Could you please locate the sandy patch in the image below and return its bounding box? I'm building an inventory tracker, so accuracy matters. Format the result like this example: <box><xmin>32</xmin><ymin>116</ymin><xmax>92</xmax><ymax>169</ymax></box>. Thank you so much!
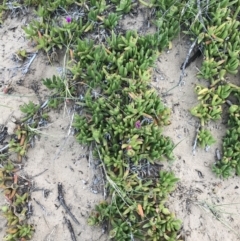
<box><xmin>1</xmin><ymin>10</ymin><xmax>240</xmax><ymax>241</ymax></box>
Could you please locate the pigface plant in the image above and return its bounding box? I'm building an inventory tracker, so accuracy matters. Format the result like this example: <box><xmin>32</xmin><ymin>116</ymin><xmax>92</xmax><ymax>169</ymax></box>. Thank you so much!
<box><xmin>88</xmin><ymin>171</ymin><xmax>181</xmax><ymax>241</ymax></box>
<box><xmin>213</xmin><ymin>104</ymin><xmax>240</xmax><ymax>178</ymax></box>
<box><xmin>4</xmin><ymin>0</ymin><xmax>240</xmax><ymax>240</ymax></box>
<box><xmin>197</xmin><ymin>128</ymin><xmax>216</xmax><ymax>149</ymax></box>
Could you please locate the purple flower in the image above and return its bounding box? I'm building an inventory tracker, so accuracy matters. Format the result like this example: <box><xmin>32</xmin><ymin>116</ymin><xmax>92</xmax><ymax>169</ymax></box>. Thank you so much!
<box><xmin>135</xmin><ymin>120</ymin><xmax>141</xmax><ymax>129</ymax></box>
<box><xmin>66</xmin><ymin>16</ymin><xmax>72</xmax><ymax>23</ymax></box>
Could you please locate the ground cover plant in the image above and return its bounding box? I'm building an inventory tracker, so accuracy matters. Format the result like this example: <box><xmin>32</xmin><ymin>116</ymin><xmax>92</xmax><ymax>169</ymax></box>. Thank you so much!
<box><xmin>181</xmin><ymin>0</ymin><xmax>240</xmax><ymax>178</ymax></box>
<box><xmin>0</xmin><ymin>0</ymin><xmax>240</xmax><ymax>240</ymax></box>
<box><xmin>0</xmin><ymin>102</ymin><xmax>49</xmax><ymax>240</ymax></box>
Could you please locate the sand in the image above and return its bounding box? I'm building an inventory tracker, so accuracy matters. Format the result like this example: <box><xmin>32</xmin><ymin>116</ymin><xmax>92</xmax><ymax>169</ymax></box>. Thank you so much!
<box><xmin>1</xmin><ymin>10</ymin><xmax>240</xmax><ymax>241</ymax></box>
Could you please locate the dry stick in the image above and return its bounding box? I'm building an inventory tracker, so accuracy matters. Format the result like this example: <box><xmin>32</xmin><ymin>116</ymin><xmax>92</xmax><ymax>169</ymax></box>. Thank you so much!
<box><xmin>34</xmin><ymin>197</ymin><xmax>50</xmax><ymax>229</ymax></box>
<box><xmin>226</xmin><ymin>100</ymin><xmax>233</xmax><ymax>106</ymax></box>
<box><xmin>44</xmin><ymin>225</ymin><xmax>58</xmax><ymax>241</ymax></box>
<box><xmin>88</xmin><ymin>142</ymin><xmax>93</xmax><ymax>167</ymax></box>
<box><xmin>57</xmin><ymin>182</ymin><xmax>80</xmax><ymax>225</ymax></box>
<box><xmin>177</xmin><ymin>0</ymin><xmax>207</xmax><ymax>88</ymax></box>
<box><xmin>41</xmin><ymin>99</ymin><xmax>49</xmax><ymax>109</ymax></box>
<box><xmin>192</xmin><ymin>123</ymin><xmax>201</xmax><ymax>155</ymax></box>
<box><xmin>33</xmin><ymin>198</ymin><xmax>49</xmax><ymax>216</ymax></box>
<box><xmin>206</xmin><ymin>0</ymin><xmax>209</xmax><ymax>12</ymax></box>
<box><xmin>194</xmin><ymin>200</ymin><xmax>240</xmax><ymax>238</ymax></box>
<box><xmin>195</xmin><ymin>0</ymin><xmax>210</xmax><ymax>43</ymax></box>
<box><xmin>21</xmin><ymin>52</ymin><xmax>38</xmax><ymax>75</ymax></box>
<box><xmin>162</xmin><ymin>37</ymin><xmax>198</xmax><ymax>96</ymax></box>
<box><xmin>0</xmin><ymin>144</ymin><xmax>9</xmax><ymax>153</ymax></box>
<box><xmin>178</xmin><ymin>38</ymin><xmax>198</xmax><ymax>86</ymax></box>
<box><xmin>100</xmin><ymin>164</ymin><xmax>107</xmax><ymax>200</ymax></box>
<box><xmin>64</xmin><ymin>216</ymin><xmax>77</xmax><ymax>241</ymax></box>
<box><xmin>32</xmin><ymin>168</ymin><xmax>48</xmax><ymax>178</ymax></box>
<box><xmin>1</xmin><ymin>111</ymin><xmax>14</xmax><ymax>132</ymax></box>
<box><xmin>95</xmin><ymin>144</ymin><xmax>131</xmax><ymax>206</ymax></box>
<box><xmin>197</xmin><ymin>0</ymin><xmax>205</xmax><ymax>29</ymax></box>
<box><xmin>68</xmin><ymin>111</ymin><xmax>75</xmax><ymax>136</ymax></box>
<box><xmin>215</xmin><ymin>148</ymin><xmax>221</xmax><ymax>161</ymax></box>
<box><xmin>42</xmin><ymin>214</ymin><xmax>50</xmax><ymax>229</ymax></box>
<box><xmin>52</xmin><ymin>111</ymin><xmax>75</xmax><ymax>162</ymax></box>
<box><xmin>88</xmin><ymin>143</ymin><xmax>107</xmax><ymax>199</ymax></box>
<box><xmin>62</xmin><ymin>41</ymin><xmax>75</xmax><ymax>116</ymax></box>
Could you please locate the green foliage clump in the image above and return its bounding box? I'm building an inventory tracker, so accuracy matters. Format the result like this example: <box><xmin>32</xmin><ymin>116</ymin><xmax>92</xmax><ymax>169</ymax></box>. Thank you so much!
<box><xmin>190</xmin><ymin>83</ymin><xmax>240</xmax><ymax>178</ymax></box>
<box><xmin>20</xmin><ymin>101</ymin><xmax>40</xmax><ymax>121</ymax></box>
<box><xmin>104</xmin><ymin>13</ymin><xmax>120</xmax><ymax>29</ymax></box>
<box><xmin>175</xmin><ymin>1</ymin><xmax>240</xmax><ymax>176</ymax></box>
<box><xmin>213</xmin><ymin>104</ymin><xmax>240</xmax><ymax>178</ymax></box>
<box><xmin>180</xmin><ymin>0</ymin><xmax>240</xmax><ymax>84</ymax></box>
<box><xmin>21</xmin><ymin>0</ymin><xmax>128</xmax><ymax>53</ymax></box>
<box><xmin>190</xmin><ymin>85</ymin><xmax>230</xmax><ymax>126</ymax></box>
<box><xmin>68</xmin><ymin>29</ymin><xmax>180</xmax><ymax>240</ymax></box>
<box><xmin>42</xmin><ymin>75</ymin><xmax>75</xmax><ymax>108</ymax></box>
<box><xmin>2</xmin><ymin>205</ymin><xmax>34</xmax><ymax>240</ymax></box>
<box><xmin>71</xmin><ymin>31</ymin><xmax>175</xmax><ymax>166</ymax></box>
<box><xmin>0</xmin><ymin>160</ymin><xmax>34</xmax><ymax>241</ymax></box>
<box><xmin>30</xmin><ymin>0</ymin><xmax>186</xmax><ymax>238</ymax></box>
<box><xmin>88</xmin><ymin>171</ymin><xmax>181</xmax><ymax>241</ymax></box>
<box><xmin>197</xmin><ymin>128</ymin><xmax>216</xmax><ymax>148</ymax></box>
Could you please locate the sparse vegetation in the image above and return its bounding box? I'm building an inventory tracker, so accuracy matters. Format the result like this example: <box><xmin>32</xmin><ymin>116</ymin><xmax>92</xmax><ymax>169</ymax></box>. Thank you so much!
<box><xmin>0</xmin><ymin>0</ymin><xmax>240</xmax><ymax>240</ymax></box>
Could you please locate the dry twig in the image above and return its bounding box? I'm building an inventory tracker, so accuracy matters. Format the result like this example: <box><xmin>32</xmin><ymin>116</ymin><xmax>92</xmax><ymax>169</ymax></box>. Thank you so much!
<box><xmin>57</xmin><ymin>182</ymin><xmax>80</xmax><ymax>225</ymax></box>
<box><xmin>44</xmin><ymin>225</ymin><xmax>58</xmax><ymax>241</ymax></box>
<box><xmin>192</xmin><ymin>123</ymin><xmax>201</xmax><ymax>155</ymax></box>
<box><xmin>21</xmin><ymin>52</ymin><xmax>38</xmax><ymax>75</ymax></box>
<box><xmin>178</xmin><ymin>38</ymin><xmax>198</xmax><ymax>86</ymax></box>
<box><xmin>64</xmin><ymin>216</ymin><xmax>77</xmax><ymax>241</ymax></box>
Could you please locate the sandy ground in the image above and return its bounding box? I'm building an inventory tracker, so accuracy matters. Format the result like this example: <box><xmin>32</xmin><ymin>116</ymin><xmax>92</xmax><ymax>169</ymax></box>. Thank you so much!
<box><xmin>1</xmin><ymin>11</ymin><xmax>240</xmax><ymax>241</ymax></box>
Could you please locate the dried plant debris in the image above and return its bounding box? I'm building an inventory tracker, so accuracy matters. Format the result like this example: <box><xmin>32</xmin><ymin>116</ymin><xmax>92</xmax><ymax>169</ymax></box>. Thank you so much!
<box><xmin>57</xmin><ymin>182</ymin><xmax>80</xmax><ymax>225</ymax></box>
<box><xmin>0</xmin><ymin>160</ymin><xmax>35</xmax><ymax>240</ymax></box>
